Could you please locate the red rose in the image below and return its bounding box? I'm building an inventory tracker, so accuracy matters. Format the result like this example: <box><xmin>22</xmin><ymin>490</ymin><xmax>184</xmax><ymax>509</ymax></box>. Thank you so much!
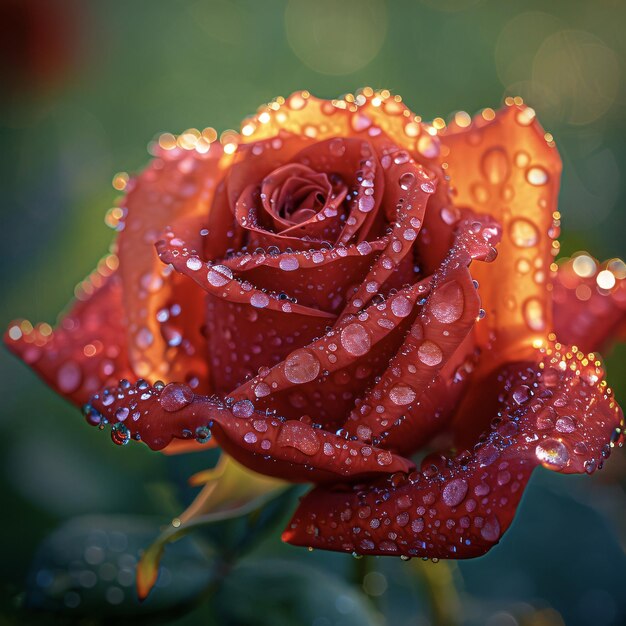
<box><xmin>6</xmin><ymin>89</ymin><xmax>625</xmax><ymax>561</ymax></box>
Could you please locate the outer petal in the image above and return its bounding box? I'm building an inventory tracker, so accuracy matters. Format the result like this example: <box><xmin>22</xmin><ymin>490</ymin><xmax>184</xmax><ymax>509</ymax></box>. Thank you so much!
<box><xmin>441</xmin><ymin>102</ymin><xmax>562</xmax><ymax>360</ymax></box>
<box><xmin>117</xmin><ymin>143</ymin><xmax>227</xmax><ymax>388</ymax></box>
<box><xmin>553</xmin><ymin>254</ymin><xmax>626</xmax><ymax>353</ymax></box>
<box><xmin>86</xmin><ymin>381</ymin><xmax>414</xmax><ymax>483</ymax></box>
<box><xmin>283</xmin><ymin>342</ymin><xmax>623</xmax><ymax>557</ymax></box>
<box><xmin>5</xmin><ymin>267</ymin><xmax>131</xmax><ymax>406</ymax></box>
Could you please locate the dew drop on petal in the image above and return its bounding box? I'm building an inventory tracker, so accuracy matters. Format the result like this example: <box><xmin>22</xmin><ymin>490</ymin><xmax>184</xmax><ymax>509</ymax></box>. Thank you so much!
<box><xmin>523</xmin><ymin>297</ymin><xmax>546</xmax><ymax>332</ymax></box>
<box><xmin>535</xmin><ymin>439</ymin><xmax>569</xmax><ymax>469</ymax></box>
<box><xmin>232</xmin><ymin>399</ymin><xmax>255</xmax><ymax>418</ymax></box>
<box><xmin>555</xmin><ymin>415</ymin><xmax>576</xmax><ymax>433</ymax></box>
<box><xmin>389</xmin><ymin>384</ymin><xmax>416</xmax><ymax>406</ymax></box>
<box><xmin>481</xmin><ymin>147</ymin><xmax>510</xmax><ymax>185</ymax></box>
<box><xmin>250</xmin><ymin>292</ymin><xmax>270</xmax><ymax>308</ymax></box>
<box><xmin>442</xmin><ymin>478</ymin><xmax>468</xmax><ymax>507</ymax></box>
<box><xmin>284</xmin><ymin>349</ymin><xmax>321</xmax><ymax>384</ymax></box>
<box><xmin>391</xmin><ymin>295</ymin><xmax>412</xmax><ymax>318</ymax></box>
<box><xmin>207</xmin><ymin>265</ymin><xmax>233</xmax><ymax>287</ymax></box>
<box><xmin>509</xmin><ymin>218</ymin><xmax>539</xmax><ymax>248</ymax></box>
<box><xmin>277</xmin><ymin>421</ymin><xmax>320</xmax><ymax>456</ymax></box>
<box><xmin>480</xmin><ymin>515</ymin><xmax>501</xmax><ymax>542</ymax></box>
<box><xmin>430</xmin><ymin>281</ymin><xmax>464</xmax><ymax>324</ymax></box>
<box><xmin>159</xmin><ymin>383</ymin><xmax>194</xmax><ymax>412</ymax></box>
<box><xmin>399</xmin><ymin>172</ymin><xmax>415</xmax><ymax>190</ymax></box>
<box><xmin>526</xmin><ymin>166</ymin><xmax>549</xmax><ymax>186</ymax></box>
<box><xmin>186</xmin><ymin>256</ymin><xmax>203</xmax><ymax>271</ymax></box>
<box><xmin>417</xmin><ymin>340</ymin><xmax>443</xmax><ymax>366</ymax></box>
<box><xmin>279</xmin><ymin>255</ymin><xmax>299</xmax><ymax>271</ymax></box>
<box><xmin>341</xmin><ymin>323</ymin><xmax>371</xmax><ymax>356</ymax></box>
<box><xmin>254</xmin><ymin>382</ymin><xmax>271</xmax><ymax>398</ymax></box>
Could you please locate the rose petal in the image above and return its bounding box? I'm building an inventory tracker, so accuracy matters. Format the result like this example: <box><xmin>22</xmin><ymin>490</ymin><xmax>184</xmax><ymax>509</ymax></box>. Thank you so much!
<box><xmin>221</xmin><ymin>240</ymin><xmax>386</xmax><ymax>314</ymax></box>
<box><xmin>232</xmin><ymin>277</ymin><xmax>431</xmax><ymax>428</ymax></box>
<box><xmin>283</xmin><ymin>342</ymin><xmax>623</xmax><ymax>556</ymax></box>
<box><xmin>553</xmin><ymin>254</ymin><xmax>626</xmax><ymax>353</ymax></box>
<box><xmin>441</xmin><ymin>102</ymin><xmax>562</xmax><ymax>358</ymax></box>
<box><xmin>339</xmin><ymin>148</ymin><xmax>435</xmax><ymax>320</ymax></box>
<box><xmin>118</xmin><ymin>145</ymin><xmax>225</xmax><ymax>386</ymax></box>
<box><xmin>87</xmin><ymin>381</ymin><xmax>414</xmax><ymax>482</ymax></box>
<box><xmin>5</xmin><ymin>272</ymin><xmax>131</xmax><ymax>405</ymax></box>
<box><xmin>344</xmin><ymin>213</ymin><xmax>501</xmax><ymax>444</ymax></box>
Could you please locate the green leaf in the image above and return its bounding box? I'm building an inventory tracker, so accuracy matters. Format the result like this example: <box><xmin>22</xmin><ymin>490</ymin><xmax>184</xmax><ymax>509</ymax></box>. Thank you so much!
<box><xmin>213</xmin><ymin>558</ymin><xmax>382</xmax><ymax>626</ymax></box>
<box><xmin>25</xmin><ymin>515</ymin><xmax>214</xmax><ymax>622</ymax></box>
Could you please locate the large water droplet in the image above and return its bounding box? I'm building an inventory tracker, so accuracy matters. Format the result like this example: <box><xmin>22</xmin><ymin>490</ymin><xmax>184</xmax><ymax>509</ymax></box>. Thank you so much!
<box><xmin>535</xmin><ymin>439</ymin><xmax>569</xmax><ymax>469</ymax></box>
<box><xmin>341</xmin><ymin>323</ymin><xmax>371</xmax><ymax>356</ymax></box>
<box><xmin>207</xmin><ymin>265</ymin><xmax>233</xmax><ymax>287</ymax></box>
<box><xmin>391</xmin><ymin>295</ymin><xmax>412</xmax><ymax>318</ymax></box>
<box><xmin>418</xmin><ymin>340</ymin><xmax>443</xmax><ymax>366</ymax></box>
<box><xmin>430</xmin><ymin>281</ymin><xmax>464</xmax><ymax>324</ymax></box>
<box><xmin>389</xmin><ymin>384</ymin><xmax>416</xmax><ymax>406</ymax></box>
<box><xmin>284</xmin><ymin>349</ymin><xmax>321</xmax><ymax>384</ymax></box>
<box><xmin>481</xmin><ymin>147</ymin><xmax>510</xmax><ymax>185</ymax></box>
<box><xmin>277</xmin><ymin>422</ymin><xmax>320</xmax><ymax>456</ymax></box>
<box><xmin>250</xmin><ymin>292</ymin><xmax>270</xmax><ymax>308</ymax></box>
<box><xmin>509</xmin><ymin>218</ymin><xmax>539</xmax><ymax>248</ymax></box>
<box><xmin>526</xmin><ymin>166</ymin><xmax>549</xmax><ymax>186</ymax></box>
<box><xmin>159</xmin><ymin>383</ymin><xmax>194</xmax><ymax>412</ymax></box>
<box><xmin>279</xmin><ymin>255</ymin><xmax>299</xmax><ymax>271</ymax></box>
<box><xmin>442</xmin><ymin>478</ymin><xmax>468</xmax><ymax>507</ymax></box>
<box><xmin>523</xmin><ymin>297</ymin><xmax>546</xmax><ymax>332</ymax></box>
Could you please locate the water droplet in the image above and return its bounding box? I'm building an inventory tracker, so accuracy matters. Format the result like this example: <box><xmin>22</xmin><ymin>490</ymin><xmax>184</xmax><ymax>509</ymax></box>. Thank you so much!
<box><xmin>389</xmin><ymin>384</ymin><xmax>416</xmax><ymax>406</ymax></box>
<box><xmin>509</xmin><ymin>218</ymin><xmax>539</xmax><ymax>248</ymax></box>
<box><xmin>526</xmin><ymin>166</ymin><xmax>549</xmax><ymax>186</ymax></box>
<box><xmin>277</xmin><ymin>422</ymin><xmax>320</xmax><ymax>456</ymax></box>
<box><xmin>232</xmin><ymin>399</ymin><xmax>255</xmax><ymax>418</ymax></box>
<box><xmin>399</xmin><ymin>172</ymin><xmax>415</xmax><ymax>190</ymax></box>
<box><xmin>391</xmin><ymin>295</ymin><xmax>412</xmax><ymax>318</ymax></box>
<box><xmin>555</xmin><ymin>415</ymin><xmax>576</xmax><ymax>433</ymax></box>
<box><xmin>254</xmin><ymin>382</ymin><xmax>271</xmax><ymax>398</ymax></box>
<box><xmin>358</xmin><ymin>195</ymin><xmax>375</xmax><ymax>213</ymax></box>
<box><xmin>480</xmin><ymin>515</ymin><xmax>500</xmax><ymax>542</ymax></box>
<box><xmin>341</xmin><ymin>323</ymin><xmax>371</xmax><ymax>356</ymax></box>
<box><xmin>535</xmin><ymin>439</ymin><xmax>569</xmax><ymax>469</ymax></box>
<box><xmin>523</xmin><ymin>297</ymin><xmax>546</xmax><ymax>332</ymax></box>
<box><xmin>186</xmin><ymin>256</ymin><xmax>203</xmax><ymax>271</ymax></box>
<box><xmin>279</xmin><ymin>255</ymin><xmax>299</xmax><ymax>271</ymax></box>
<box><xmin>159</xmin><ymin>383</ymin><xmax>194</xmax><ymax>412</ymax></box>
<box><xmin>207</xmin><ymin>265</ymin><xmax>233</xmax><ymax>287</ymax></box>
<box><xmin>284</xmin><ymin>350</ymin><xmax>321</xmax><ymax>384</ymax></box>
<box><xmin>111</xmin><ymin>422</ymin><xmax>130</xmax><ymax>446</ymax></box>
<box><xmin>418</xmin><ymin>340</ymin><xmax>443</xmax><ymax>366</ymax></box>
<box><xmin>430</xmin><ymin>281</ymin><xmax>464</xmax><ymax>324</ymax></box>
<box><xmin>481</xmin><ymin>147</ymin><xmax>510</xmax><ymax>185</ymax></box>
<box><xmin>442</xmin><ymin>478</ymin><xmax>468</xmax><ymax>507</ymax></box>
<box><xmin>250</xmin><ymin>292</ymin><xmax>270</xmax><ymax>308</ymax></box>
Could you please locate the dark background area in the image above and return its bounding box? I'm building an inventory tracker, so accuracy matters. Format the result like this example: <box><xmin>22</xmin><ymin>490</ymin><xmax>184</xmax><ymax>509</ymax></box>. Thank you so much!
<box><xmin>0</xmin><ymin>1</ymin><xmax>625</xmax><ymax>624</ymax></box>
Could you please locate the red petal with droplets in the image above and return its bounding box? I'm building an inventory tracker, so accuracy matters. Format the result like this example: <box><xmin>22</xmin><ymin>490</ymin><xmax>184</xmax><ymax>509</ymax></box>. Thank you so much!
<box><xmin>344</xmin><ymin>213</ymin><xmax>501</xmax><ymax>445</ymax></box>
<box><xmin>553</xmin><ymin>254</ymin><xmax>626</xmax><ymax>353</ymax></box>
<box><xmin>5</xmin><ymin>272</ymin><xmax>131</xmax><ymax>406</ymax></box>
<box><xmin>87</xmin><ymin>380</ymin><xmax>414</xmax><ymax>482</ymax></box>
<box><xmin>283</xmin><ymin>342</ymin><xmax>623</xmax><ymax>556</ymax></box>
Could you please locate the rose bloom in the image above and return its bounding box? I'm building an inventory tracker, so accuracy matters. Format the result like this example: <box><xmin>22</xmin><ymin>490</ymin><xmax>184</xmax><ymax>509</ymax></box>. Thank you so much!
<box><xmin>6</xmin><ymin>89</ymin><xmax>626</xmax><ymax>561</ymax></box>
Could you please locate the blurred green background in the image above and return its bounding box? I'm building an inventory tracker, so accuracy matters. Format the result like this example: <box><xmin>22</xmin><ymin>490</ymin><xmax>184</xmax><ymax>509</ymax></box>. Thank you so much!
<box><xmin>1</xmin><ymin>0</ymin><xmax>625</xmax><ymax>624</ymax></box>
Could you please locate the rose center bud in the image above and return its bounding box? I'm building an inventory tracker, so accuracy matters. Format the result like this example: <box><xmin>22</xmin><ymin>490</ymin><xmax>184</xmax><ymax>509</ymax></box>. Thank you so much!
<box><xmin>260</xmin><ymin>163</ymin><xmax>347</xmax><ymax>233</ymax></box>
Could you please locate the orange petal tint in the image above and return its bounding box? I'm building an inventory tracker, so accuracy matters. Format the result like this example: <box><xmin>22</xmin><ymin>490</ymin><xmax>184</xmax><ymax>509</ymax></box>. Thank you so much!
<box><xmin>117</xmin><ymin>143</ymin><xmax>226</xmax><ymax>388</ymax></box>
<box><xmin>441</xmin><ymin>102</ymin><xmax>562</xmax><ymax>359</ymax></box>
